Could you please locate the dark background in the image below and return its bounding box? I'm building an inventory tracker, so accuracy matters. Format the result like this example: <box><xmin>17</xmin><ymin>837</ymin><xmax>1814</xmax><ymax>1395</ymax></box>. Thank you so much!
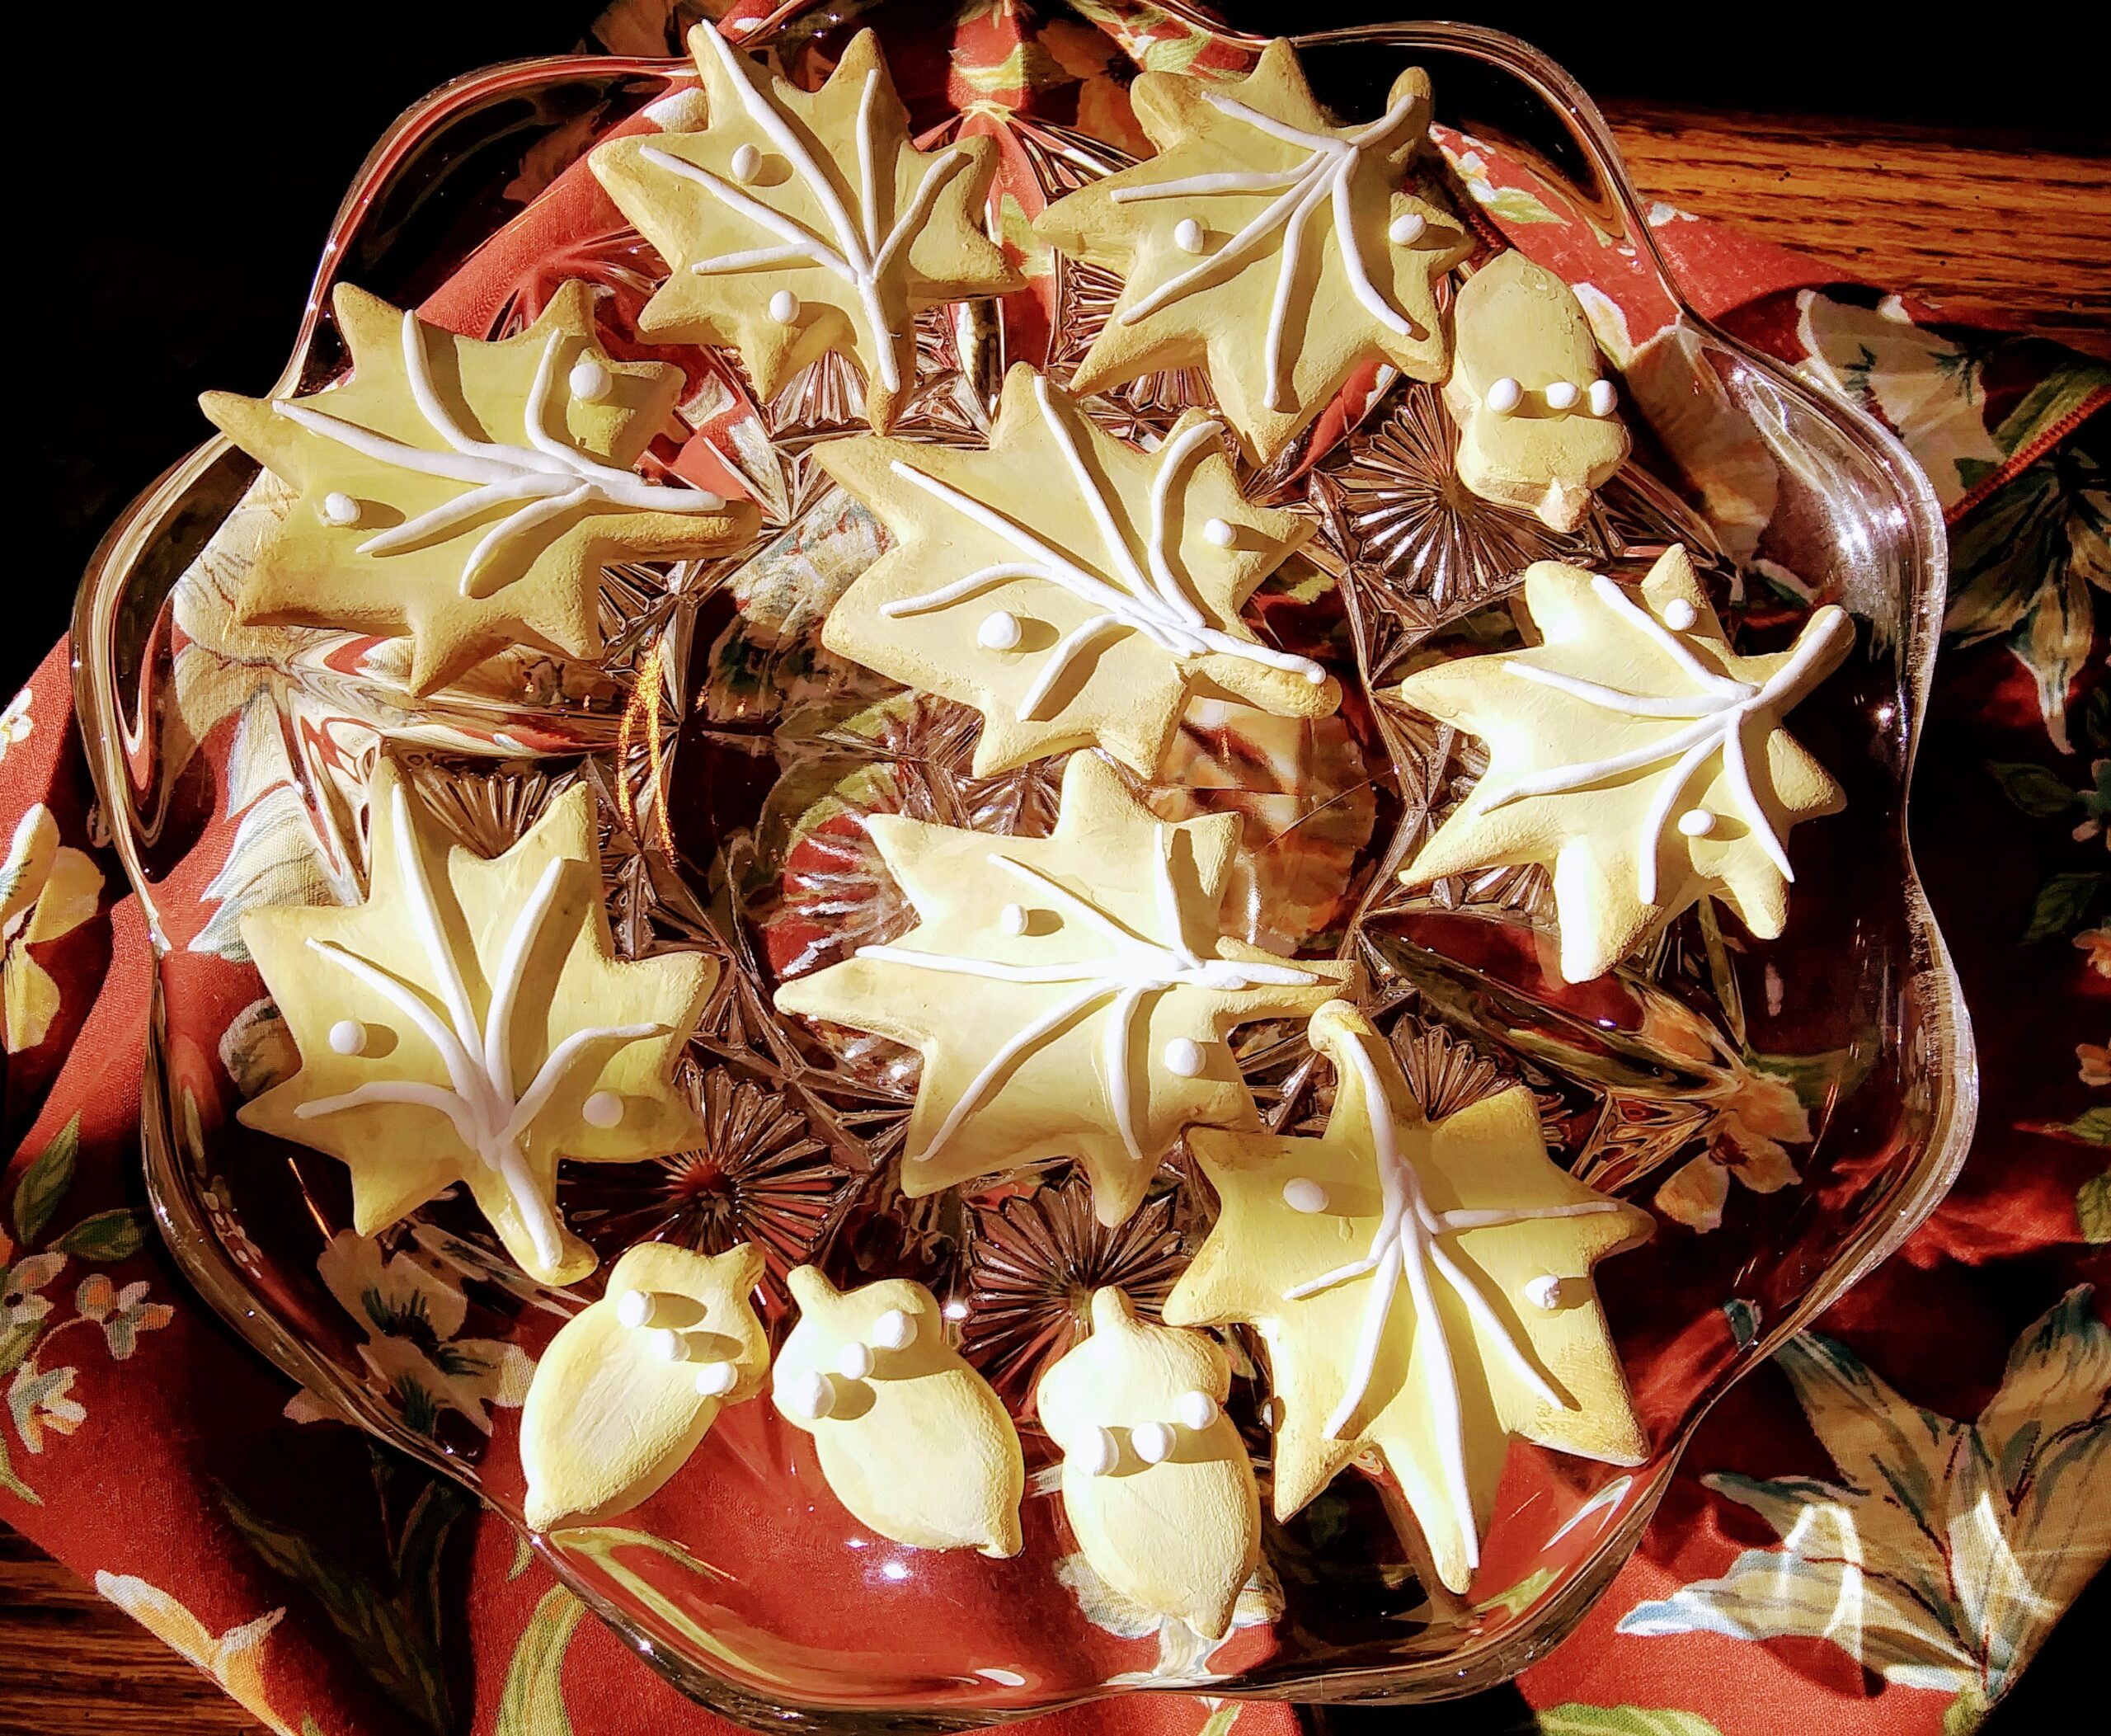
<box><xmin>20</xmin><ymin>0</ymin><xmax>2109</xmax><ymax>687</ymax></box>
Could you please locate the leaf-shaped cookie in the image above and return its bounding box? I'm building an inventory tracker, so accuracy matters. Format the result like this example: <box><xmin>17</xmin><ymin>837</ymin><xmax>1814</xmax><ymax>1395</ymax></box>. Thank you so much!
<box><xmin>520</xmin><ymin>1242</ymin><xmax>769</xmax><ymax>1530</ymax></box>
<box><xmin>1443</xmin><ymin>250</ymin><xmax>1630</xmax><ymax>531</ymax></box>
<box><xmin>201</xmin><ymin>281</ymin><xmax>753</xmax><ymax>696</ymax></box>
<box><xmin>773</xmin><ymin>1265</ymin><xmax>1023</xmax><ymax>1556</ymax></box>
<box><xmin>1036</xmin><ymin>1287</ymin><xmax>1259</xmax><ymax>1640</ymax></box>
<box><xmin>592</xmin><ymin>26</ymin><xmax>1019</xmax><ymax>430</ymax></box>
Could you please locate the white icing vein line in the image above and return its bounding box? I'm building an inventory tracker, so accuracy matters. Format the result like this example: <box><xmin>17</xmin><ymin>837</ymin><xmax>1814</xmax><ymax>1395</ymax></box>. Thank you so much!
<box><xmin>1483</xmin><ymin>590</ymin><xmax>1851</xmax><ymax>904</ymax></box>
<box><xmin>1281</xmin><ymin>1026</ymin><xmax>1624</xmax><ymax>1577</ymax></box>
<box><xmin>1113</xmin><ymin>82</ymin><xmax>1427</xmax><ymax>413</ymax></box>
<box><xmin>275</xmin><ymin>313</ymin><xmax>722</xmax><ymax>599</ymax></box>
<box><xmin>652</xmin><ymin>26</ymin><xmax>968</xmax><ymax>398</ymax></box>
<box><xmin>293</xmin><ymin>783</ymin><xmax>671</xmax><ymax>1273</ymax></box>
<box><xmin>874</xmin><ymin>377</ymin><xmax>1324</xmax><ymax>709</ymax></box>
<box><xmin>854</xmin><ymin>830</ymin><xmax>1317</xmax><ymax>1165</ymax></box>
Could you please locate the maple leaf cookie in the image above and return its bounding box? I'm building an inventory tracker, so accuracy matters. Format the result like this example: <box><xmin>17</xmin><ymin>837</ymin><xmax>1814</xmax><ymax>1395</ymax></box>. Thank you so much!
<box><xmin>1036</xmin><ymin>1287</ymin><xmax>1260</xmax><ymax>1640</ymax></box>
<box><xmin>591</xmin><ymin>26</ymin><xmax>1019</xmax><ymax>430</ymax></box>
<box><xmin>815</xmin><ymin>365</ymin><xmax>1341</xmax><ymax>779</ymax></box>
<box><xmin>773</xmin><ymin>1266</ymin><xmax>1023</xmax><ymax>1556</ymax></box>
<box><xmin>773</xmin><ymin>752</ymin><xmax>1356</xmax><ymax>1226</ymax></box>
<box><xmin>237</xmin><ymin>761</ymin><xmax>716</xmax><ymax>1285</ymax></box>
<box><xmin>1169</xmin><ymin>1001</ymin><xmax>1652</xmax><ymax>1593</ymax></box>
<box><xmin>201</xmin><ymin>281</ymin><xmax>753</xmax><ymax>697</ymax></box>
<box><xmin>1390</xmin><ymin>547</ymin><xmax>1853</xmax><ymax>982</ymax></box>
<box><xmin>520</xmin><ymin>1241</ymin><xmax>769</xmax><ymax>1530</ymax></box>
<box><xmin>1444</xmin><ymin>250</ymin><xmax>1630</xmax><ymax>531</ymax></box>
<box><xmin>1034</xmin><ymin>38</ymin><xmax>1469</xmax><ymax>465</ymax></box>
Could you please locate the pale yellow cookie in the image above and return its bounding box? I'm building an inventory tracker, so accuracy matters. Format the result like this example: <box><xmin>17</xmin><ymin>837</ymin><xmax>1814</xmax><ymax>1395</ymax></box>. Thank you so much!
<box><xmin>1390</xmin><ymin>547</ymin><xmax>1851</xmax><ymax>982</ymax></box>
<box><xmin>773</xmin><ymin>752</ymin><xmax>1357</xmax><ymax>1226</ymax></box>
<box><xmin>237</xmin><ymin>761</ymin><xmax>715</xmax><ymax>1284</ymax></box>
<box><xmin>520</xmin><ymin>1242</ymin><xmax>769</xmax><ymax>1530</ymax></box>
<box><xmin>1035</xmin><ymin>1287</ymin><xmax>1260</xmax><ymax>1640</ymax></box>
<box><xmin>1169</xmin><ymin>1001</ymin><xmax>1652</xmax><ymax>1593</ymax></box>
<box><xmin>201</xmin><ymin>281</ymin><xmax>753</xmax><ymax>697</ymax></box>
<box><xmin>816</xmin><ymin>365</ymin><xmax>1340</xmax><ymax>779</ymax></box>
<box><xmin>772</xmin><ymin>1266</ymin><xmax>1023</xmax><ymax>1556</ymax></box>
<box><xmin>1034</xmin><ymin>39</ymin><xmax>1469</xmax><ymax>465</ymax></box>
<box><xmin>592</xmin><ymin>26</ymin><xmax>1019</xmax><ymax>431</ymax></box>
<box><xmin>1442</xmin><ymin>250</ymin><xmax>1631</xmax><ymax>531</ymax></box>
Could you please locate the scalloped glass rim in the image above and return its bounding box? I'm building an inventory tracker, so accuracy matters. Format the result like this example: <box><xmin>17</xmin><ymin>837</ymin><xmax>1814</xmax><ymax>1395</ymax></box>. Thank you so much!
<box><xmin>70</xmin><ymin>17</ymin><xmax>1977</xmax><ymax>1728</ymax></box>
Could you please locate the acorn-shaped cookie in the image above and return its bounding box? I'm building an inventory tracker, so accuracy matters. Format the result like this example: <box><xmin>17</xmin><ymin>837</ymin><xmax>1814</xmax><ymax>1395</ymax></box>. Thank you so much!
<box><xmin>1443</xmin><ymin>250</ymin><xmax>1629</xmax><ymax>532</ymax></box>
<box><xmin>1036</xmin><ymin>1287</ymin><xmax>1260</xmax><ymax>1639</ymax></box>
<box><xmin>520</xmin><ymin>1242</ymin><xmax>769</xmax><ymax>1530</ymax></box>
<box><xmin>773</xmin><ymin>1266</ymin><xmax>1024</xmax><ymax>1556</ymax></box>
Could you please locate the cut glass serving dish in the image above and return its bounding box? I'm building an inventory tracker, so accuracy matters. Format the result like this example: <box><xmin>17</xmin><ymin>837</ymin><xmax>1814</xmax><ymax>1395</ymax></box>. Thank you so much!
<box><xmin>73</xmin><ymin>10</ymin><xmax>1974</xmax><ymax>1726</ymax></box>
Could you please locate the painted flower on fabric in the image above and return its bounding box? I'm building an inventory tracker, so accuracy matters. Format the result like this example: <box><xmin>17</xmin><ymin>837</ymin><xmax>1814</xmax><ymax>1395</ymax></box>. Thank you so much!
<box><xmin>73</xmin><ymin>1273</ymin><xmax>174</xmax><ymax>1361</ymax></box>
<box><xmin>1653</xmin><ymin>1064</ymin><xmax>1812</xmax><ymax>1234</ymax></box>
<box><xmin>0</xmin><ymin>802</ymin><xmax>106</xmax><ymax>1054</ymax></box>
<box><xmin>8</xmin><ymin>1363</ymin><xmax>87</xmax><ymax>1451</ymax></box>
<box><xmin>316</xmin><ymin>1232</ymin><xmax>524</xmax><ymax>1436</ymax></box>
<box><xmin>3</xmin><ymin>1248</ymin><xmax>65</xmax><ymax>1329</ymax></box>
<box><xmin>2076</xmin><ymin>927</ymin><xmax>2111</xmax><ymax>978</ymax></box>
<box><xmin>2079</xmin><ymin>1042</ymin><xmax>2111</xmax><ymax>1088</ymax></box>
<box><xmin>94</xmin><ymin>1571</ymin><xmax>294</xmax><ymax>1736</ymax></box>
<box><xmin>0</xmin><ymin>685</ymin><xmax>30</xmax><ymax>760</ymax></box>
<box><xmin>1618</xmin><ymin>1286</ymin><xmax>2111</xmax><ymax>1732</ymax></box>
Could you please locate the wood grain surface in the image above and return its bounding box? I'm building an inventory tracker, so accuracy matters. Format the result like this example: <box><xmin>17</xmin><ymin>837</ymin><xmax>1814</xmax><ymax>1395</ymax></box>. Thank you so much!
<box><xmin>1</xmin><ymin>107</ymin><xmax>2104</xmax><ymax>1736</ymax></box>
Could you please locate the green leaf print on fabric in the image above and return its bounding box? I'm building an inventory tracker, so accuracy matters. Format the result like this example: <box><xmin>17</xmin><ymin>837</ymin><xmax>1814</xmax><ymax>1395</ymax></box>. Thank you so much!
<box><xmin>2022</xmin><ymin>872</ymin><xmax>2105</xmax><ymax>945</ymax></box>
<box><xmin>495</xmin><ymin>1583</ymin><xmax>585</xmax><ymax>1736</ymax></box>
<box><xmin>1536</xmin><ymin>1706</ymin><xmax>1728</xmax><ymax>1736</ymax></box>
<box><xmin>2078</xmin><ymin>1169</ymin><xmax>2111</xmax><ymax>1244</ymax></box>
<box><xmin>11</xmin><ymin>1113</ymin><xmax>79</xmax><ymax>1242</ymax></box>
<box><xmin>1618</xmin><ymin>1287</ymin><xmax>2111</xmax><ymax>1729</ymax></box>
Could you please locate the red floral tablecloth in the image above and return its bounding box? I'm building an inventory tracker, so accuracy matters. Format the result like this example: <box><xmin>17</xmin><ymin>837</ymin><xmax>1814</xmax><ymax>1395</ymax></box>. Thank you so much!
<box><xmin>3</xmin><ymin>4</ymin><xmax>2105</xmax><ymax>1734</ymax></box>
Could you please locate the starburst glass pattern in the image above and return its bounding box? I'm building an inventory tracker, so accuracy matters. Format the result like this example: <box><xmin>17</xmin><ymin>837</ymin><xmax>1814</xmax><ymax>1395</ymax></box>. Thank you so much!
<box><xmin>961</xmin><ymin>1178</ymin><xmax>1184</xmax><ymax>1405</ymax></box>
<box><xmin>563</xmin><ymin>1061</ymin><xmax>853</xmax><ymax>1304</ymax></box>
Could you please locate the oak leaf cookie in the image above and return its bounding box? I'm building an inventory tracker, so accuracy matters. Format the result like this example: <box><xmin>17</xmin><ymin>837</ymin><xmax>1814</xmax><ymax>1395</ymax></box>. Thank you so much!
<box><xmin>520</xmin><ymin>1242</ymin><xmax>769</xmax><ymax>1530</ymax></box>
<box><xmin>237</xmin><ymin>761</ymin><xmax>716</xmax><ymax>1285</ymax></box>
<box><xmin>592</xmin><ymin>26</ymin><xmax>1019</xmax><ymax>430</ymax></box>
<box><xmin>1033</xmin><ymin>38</ymin><xmax>1469</xmax><ymax>465</ymax></box>
<box><xmin>1036</xmin><ymin>1287</ymin><xmax>1260</xmax><ymax>1640</ymax></box>
<box><xmin>201</xmin><ymin>281</ymin><xmax>752</xmax><ymax>697</ymax></box>
<box><xmin>1169</xmin><ymin>1001</ymin><xmax>1652</xmax><ymax>1593</ymax></box>
<box><xmin>773</xmin><ymin>752</ymin><xmax>1356</xmax><ymax>1226</ymax></box>
<box><xmin>773</xmin><ymin>1266</ymin><xmax>1023</xmax><ymax>1556</ymax></box>
<box><xmin>816</xmin><ymin>365</ymin><xmax>1340</xmax><ymax>779</ymax></box>
<box><xmin>1389</xmin><ymin>547</ymin><xmax>1852</xmax><ymax>982</ymax></box>
<box><xmin>1443</xmin><ymin>250</ymin><xmax>1630</xmax><ymax>531</ymax></box>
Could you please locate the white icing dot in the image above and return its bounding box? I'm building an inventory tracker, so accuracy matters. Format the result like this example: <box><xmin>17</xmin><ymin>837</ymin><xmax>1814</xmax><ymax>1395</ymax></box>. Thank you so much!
<box><xmin>871</xmin><ymin>1307</ymin><xmax>916</xmax><ymax>1351</ymax></box>
<box><xmin>1523</xmin><ymin>1275</ymin><xmax>1563</xmax><ymax>1311</ymax></box>
<box><xmin>321</xmin><ymin>492</ymin><xmax>360</xmax><ymax>527</ymax></box>
<box><xmin>1389</xmin><ymin>211</ymin><xmax>1427</xmax><ymax>247</ymax></box>
<box><xmin>1173</xmin><ymin>217</ymin><xmax>1206</xmax><ymax>254</ymax></box>
<box><xmin>730</xmin><ymin>142</ymin><xmax>763</xmax><ymax>183</ymax></box>
<box><xmin>977</xmin><ymin>609</ymin><xmax>1023</xmax><ymax>651</ymax></box>
<box><xmin>1176</xmin><ymin>1389</ymin><xmax>1220</xmax><ymax>1431</ymax></box>
<box><xmin>781</xmin><ymin>1369</ymin><xmax>836</xmax><ymax>1421</ymax></box>
<box><xmin>1131</xmin><ymin>1420</ymin><xmax>1176</xmax><ymax>1465</ymax></box>
<box><xmin>614</xmin><ymin>1288</ymin><xmax>654</xmax><ymax>1329</ymax></box>
<box><xmin>1074</xmin><ymin>1426</ymin><xmax>1120</xmax><ymax>1477</ymax></box>
<box><xmin>769</xmin><ymin>289</ymin><xmax>801</xmax><ymax>324</ymax></box>
<box><xmin>1662</xmin><ymin>598</ymin><xmax>1699</xmax><ymax>631</ymax></box>
<box><xmin>568</xmin><ymin>358</ymin><xmax>613</xmax><ymax>403</ymax></box>
<box><xmin>327</xmin><ymin>1019</ymin><xmax>366</xmax><ymax>1056</ymax></box>
<box><xmin>1544</xmin><ymin>380</ymin><xmax>1579</xmax><ymax>412</ymax></box>
<box><xmin>1588</xmin><ymin>379</ymin><xmax>1620</xmax><ymax>417</ymax></box>
<box><xmin>1304</xmin><ymin>663</ymin><xmax>1329</xmax><ymax>685</ymax></box>
<box><xmin>1282</xmin><ymin>1177</ymin><xmax>1330</xmax><ymax>1214</ymax></box>
<box><xmin>582</xmin><ymin>1090</ymin><xmax>624</xmax><ymax>1129</ymax></box>
<box><xmin>999</xmin><ymin>901</ymin><xmax>1030</xmax><ymax>936</ymax></box>
<box><xmin>837</xmin><ymin>1341</ymin><xmax>876</xmax><ymax>1381</ymax></box>
<box><xmin>646</xmin><ymin>1327</ymin><xmax>689</xmax><ymax>1363</ymax></box>
<box><xmin>1486</xmin><ymin>377</ymin><xmax>1524</xmax><ymax>416</ymax></box>
<box><xmin>1677</xmin><ymin>807</ymin><xmax>1718</xmax><ymax>838</ymax></box>
<box><xmin>1201</xmin><ymin>517</ymin><xmax>1236</xmax><ymax>548</ymax></box>
<box><xmin>1162</xmin><ymin>1037</ymin><xmax>1206</xmax><ymax>1078</ymax></box>
<box><xmin>695</xmin><ymin>1360</ymin><xmax>739</xmax><ymax>1397</ymax></box>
